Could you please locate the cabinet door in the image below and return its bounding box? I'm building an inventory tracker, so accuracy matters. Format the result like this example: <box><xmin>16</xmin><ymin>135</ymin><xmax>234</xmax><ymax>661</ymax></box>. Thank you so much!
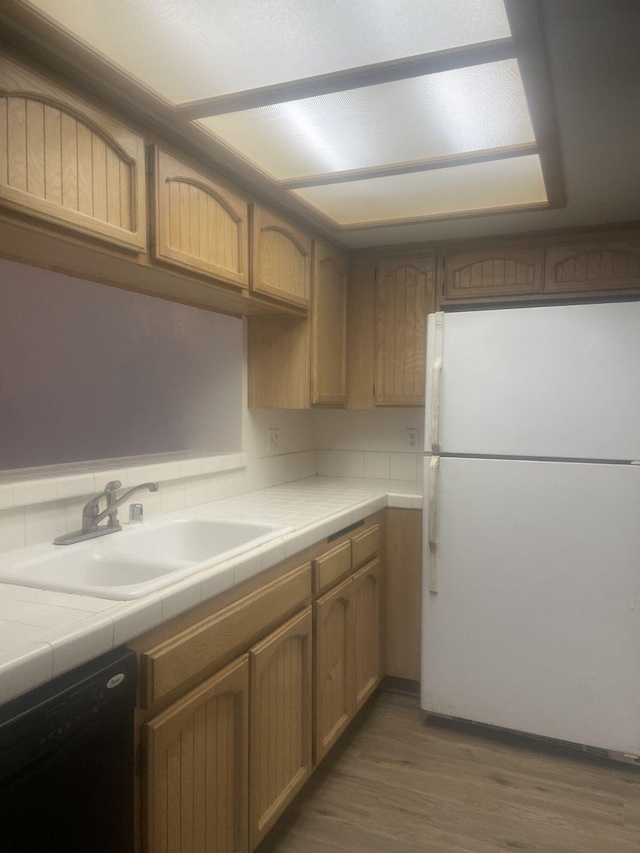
<box><xmin>545</xmin><ymin>237</ymin><xmax>640</xmax><ymax>293</ymax></box>
<box><xmin>374</xmin><ymin>256</ymin><xmax>434</xmax><ymax>405</ymax></box>
<box><xmin>443</xmin><ymin>247</ymin><xmax>544</xmax><ymax>300</ymax></box>
<box><xmin>352</xmin><ymin>558</ymin><xmax>383</xmax><ymax>712</ymax></box>
<box><xmin>144</xmin><ymin>655</ymin><xmax>249</xmax><ymax>853</ymax></box>
<box><xmin>152</xmin><ymin>147</ymin><xmax>249</xmax><ymax>288</ymax></box>
<box><xmin>0</xmin><ymin>55</ymin><xmax>146</xmax><ymax>252</ymax></box>
<box><xmin>251</xmin><ymin>205</ymin><xmax>311</xmax><ymax>308</ymax></box>
<box><xmin>314</xmin><ymin>576</ymin><xmax>355</xmax><ymax>763</ymax></box>
<box><xmin>311</xmin><ymin>242</ymin><xmax>348</xmax><ymax>406</ymax></box>
<box><xmin>249</xmin><ymin>608</ymin><xmax>313</xmax><ymax>849</ymax></box>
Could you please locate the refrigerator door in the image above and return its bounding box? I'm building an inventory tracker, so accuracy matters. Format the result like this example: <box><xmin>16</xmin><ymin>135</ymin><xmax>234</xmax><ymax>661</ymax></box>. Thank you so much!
<box><xmin>421</xmin><ymin>455</ymin><xmax>640</xmax><ymax>755</ymax></box>
<box><xmin>425</xmin><ymin>301</ymin><xmax>640</xmax><ymax>460</ymax></box>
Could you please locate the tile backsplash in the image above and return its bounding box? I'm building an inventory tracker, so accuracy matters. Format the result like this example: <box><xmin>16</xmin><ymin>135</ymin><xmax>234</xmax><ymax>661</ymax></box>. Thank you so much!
<box><xmin>0</xmin><ymin>449</ymin><xmax>316</xmax><ymax>554</ymax></box>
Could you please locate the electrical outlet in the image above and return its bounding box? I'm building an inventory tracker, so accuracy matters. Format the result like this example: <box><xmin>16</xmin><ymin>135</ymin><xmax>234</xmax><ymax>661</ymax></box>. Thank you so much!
<box><xmin>406</xmin><ymin>428</ymin><xmax>419</xmax><ymax>451</ymax></box>
<box><xmin>267</xmin><ymin>428</ymin><xmax>280</xmax><ymax>455</ymax></box>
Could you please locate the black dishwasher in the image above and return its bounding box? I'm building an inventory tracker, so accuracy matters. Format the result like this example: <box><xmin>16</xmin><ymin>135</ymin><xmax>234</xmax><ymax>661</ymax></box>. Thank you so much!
<box><xmin>0</xmin><ymin>646</ymin><xmax>137</xmax><ymax>853</ymax></box>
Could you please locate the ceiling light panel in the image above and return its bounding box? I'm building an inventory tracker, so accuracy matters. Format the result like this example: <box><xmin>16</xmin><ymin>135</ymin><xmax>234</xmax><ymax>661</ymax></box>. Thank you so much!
<box><xmin>292</xmin><ymin>155</ymin><xmax>548</xmax><ymax>226</ymax></box>
<box><xmin>28</xmin><ymin>0</ymin><xmax>511</xmax><ymax>103</ymax></box>
<box><xmin>198</xmin><ymin>60</ymin><xmax>534</xmax><ymax>181</ymax></box>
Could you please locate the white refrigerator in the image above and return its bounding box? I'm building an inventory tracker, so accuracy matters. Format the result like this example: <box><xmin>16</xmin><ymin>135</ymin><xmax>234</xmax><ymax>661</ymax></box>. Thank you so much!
<box><xmin>421</xmin><ymin>301</ymin><xmax>640</xmax><ymax>759</ymax></box>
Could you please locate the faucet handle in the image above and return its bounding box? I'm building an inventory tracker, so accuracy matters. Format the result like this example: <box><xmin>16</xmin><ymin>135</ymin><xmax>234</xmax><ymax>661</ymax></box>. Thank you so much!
<box><xmin>105</xmin><ymin>480</ymin><xmax>121</xmax><ymax>492</ymax></box>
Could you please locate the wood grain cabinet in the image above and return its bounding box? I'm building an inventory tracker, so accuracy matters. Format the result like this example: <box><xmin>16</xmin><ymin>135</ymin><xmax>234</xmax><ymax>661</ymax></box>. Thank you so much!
<box><xmin>249</xmin><ymin>608</ymin><xmax>313</xmax><ymax>849</ymax></box>
<box><xmin>151</xmin><ymin>146</ymin><xmax>249</xmax><ymax>289</ymax></box>
<box><xmin>545</xmin><ymin>237</ymin><xmax>640</xmax><ymax>293</ymax></box>
<box><xmin>443</xmin><ymin>247</ymin><xmax>544</xmax><ymax>300</ymax></box>
<box><xmin>352</xmin><ymin>558</ymin><xmax>382</xmax><ymax>712</ymax></box>
<box><xmin>311</xmin><ymin>241</ymin><xmax>348</xmax><ymax>406</ymax></box>
<box><xmin>248</xmin><ymin>239</ymin><xmax>348</xmax><ymax>409</ymax></box>
<box><xmin>314</xmin><ymin>576</ymin><xmax>355</xmax><ymax>762</ymax></box>
<box><xmin>251</xmin><ymin>204</ymin><xmax>312</xmax><ymax>308</ymax></box>
<box><xmin>374</xmin><ymin>256</ymin><xmax>435</xmax><ymax>405</ymax></box>
<box><xmin>0</xmin><ymin>54</ymin><xmax>146</xmax><ymax>252</ymax></box>
<box><xmin>144</xmin><ymin>655</ymin><xmax>250</xmax><ymax>853</ymax></box>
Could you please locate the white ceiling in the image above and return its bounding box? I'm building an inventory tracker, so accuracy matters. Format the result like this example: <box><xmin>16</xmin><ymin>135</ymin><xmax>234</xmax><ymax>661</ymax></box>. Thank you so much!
<box><xmin>343</xmin><ymin>0</ymin><xmax>640</xmax><ymax>247</ymax></box>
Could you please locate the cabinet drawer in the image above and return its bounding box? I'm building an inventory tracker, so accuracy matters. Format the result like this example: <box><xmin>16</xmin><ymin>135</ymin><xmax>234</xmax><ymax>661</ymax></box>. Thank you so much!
<box><xmin>351</xmin><ymin>524</ymin><xmax>380</xmax><ymax>569</ymax></box>
<box><xmin>313</xmin><ymin>540</ymin><xmax>352</xmax><ymax>596</ymax></box>
<box><xmin>140</xmin><ymin>562</ymin><xmax>311</xmax><ymax>707</ymax></box>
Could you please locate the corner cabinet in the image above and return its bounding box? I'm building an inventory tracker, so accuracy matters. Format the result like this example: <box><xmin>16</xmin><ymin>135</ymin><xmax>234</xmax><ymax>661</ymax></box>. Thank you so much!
<box><xmin>247</xmin><ymin>239</ymin><xmax>348</xmax><ymax>409</ymax></box>
<box><xmin>374</xmin><ymin>256</ymin><xmax>435</xmax><ymax>406</ymax></box>
<box><xmin>151</xmin><ymin>146</ymin><xmax>249</xmax><ymax>289</ymax></box>
<box><xmin>251</xmin><ymin>205</ymin><xmax>312</xmax><ymax>308</ymax></box>
<box><xmin>311</xmin><ymin>241</ymin><xmax>348</xmax><ymax>406</ymax></box>
<box><xmin>0</xmin><ymin>54</ymin><xmax>146</xmax><ymax>252</ymax></box>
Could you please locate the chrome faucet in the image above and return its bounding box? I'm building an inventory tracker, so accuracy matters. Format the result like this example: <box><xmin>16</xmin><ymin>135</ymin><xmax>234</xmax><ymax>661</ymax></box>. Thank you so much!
<box><xmin>54</xmin><ymin>480</ymin><xmax>159</xmax><ymax>545</ymax></box>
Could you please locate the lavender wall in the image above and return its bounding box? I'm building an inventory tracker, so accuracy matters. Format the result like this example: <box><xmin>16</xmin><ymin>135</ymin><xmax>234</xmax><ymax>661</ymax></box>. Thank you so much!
<box><xmin>0</xmin><ymin>259</ymin><xmax>243</xmax><ymax>471</ymax></box>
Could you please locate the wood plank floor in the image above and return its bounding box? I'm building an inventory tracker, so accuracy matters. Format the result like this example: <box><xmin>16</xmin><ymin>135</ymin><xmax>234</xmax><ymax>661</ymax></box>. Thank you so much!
<box><xmin>257</xmin><ymin>691</ymin><xmax>640</xmax><ymax>853</ymax></box>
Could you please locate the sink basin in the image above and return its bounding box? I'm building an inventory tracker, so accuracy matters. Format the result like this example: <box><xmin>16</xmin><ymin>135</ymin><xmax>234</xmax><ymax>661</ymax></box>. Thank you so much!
<box><xmin>0</xmin><ymin>517</ymin><xmax>292</xmax><ymax>600</ymax></box>
<box><xmin>106</xmin><ymin>517</ymin><xmax>281</xmax><ymax>563</ymax></box>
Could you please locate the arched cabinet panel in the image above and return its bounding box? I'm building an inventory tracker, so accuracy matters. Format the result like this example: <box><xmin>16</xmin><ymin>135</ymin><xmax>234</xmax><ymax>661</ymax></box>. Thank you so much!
<box><xmin>545</xmin><ymin>239</ymin><xmax>640</xmax><ymax>293</ymax></box>
<box><xmin>375</xmin><ymin>255</ymin><xmax>435</xmax><ymax>405</ymax></box>
<box><xmin>251</xmin><ymin>204</ymin><xmax>311</xmax><ymax>308</ymax></box>
<box><xmin>0</xmin><ymin>55</ymin><xmax>146</xmax><ymax>251</ymax></box>
<box><xmin>443</xmin><ymin>247</ymin><xmax>544</xmax><ymax>300</ymax></box>
<box><xmin>152</xmin><ymin>147</ymin><xmax>249</xmax><ymax>288</ymax></box>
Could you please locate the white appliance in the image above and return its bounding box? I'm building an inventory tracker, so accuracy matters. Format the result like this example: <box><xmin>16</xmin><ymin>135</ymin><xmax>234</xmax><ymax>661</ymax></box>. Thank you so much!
<box><xmin>421</xmin><ymin>301</ymin><xmax>640</xmax><ymax>759</ymax></box>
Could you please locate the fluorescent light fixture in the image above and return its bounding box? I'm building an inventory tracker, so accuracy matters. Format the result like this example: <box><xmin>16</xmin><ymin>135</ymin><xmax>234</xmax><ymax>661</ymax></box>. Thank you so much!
<box><xmin>198</xmin><ymin>61</ymin><xmax>534</xmax><ymax>181</ymax></box>
<box><xmin>28</xmin><ymin>0</ymin><xmax>511</xmax><ymax>103</ymax></box>
<box><xmin>292</xmin><ymin>155</ymin><xmax>548</xmax><ymax>226</ymax></box>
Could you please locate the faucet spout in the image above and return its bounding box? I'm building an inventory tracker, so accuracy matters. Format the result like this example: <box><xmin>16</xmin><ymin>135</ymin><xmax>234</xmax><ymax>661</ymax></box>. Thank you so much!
<box><xmin>54</xmin><ymin>480</ymin><xmax>159</xmax><ymax>545</ymax></box>
<box><xmin>92</xmin><ymin>482</ymin><xmax>158</xmax><ymax>527</ymax></box>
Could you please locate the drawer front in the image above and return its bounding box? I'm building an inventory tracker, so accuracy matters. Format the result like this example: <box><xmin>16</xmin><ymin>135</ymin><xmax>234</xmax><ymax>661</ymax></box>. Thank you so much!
<box><xmin>351</xmin><ymin>524</ymin><xmax>380</xmax><ymax>569</ymax></box>
<box><xmin>313</xmin><ymin>540</ymin><xmax>352</xmax><ymax>596</ymax></box>
<box><xmin>141</xmin><ymin>563</ymin><xmax>311</xmax><ymax>707</ymax></box>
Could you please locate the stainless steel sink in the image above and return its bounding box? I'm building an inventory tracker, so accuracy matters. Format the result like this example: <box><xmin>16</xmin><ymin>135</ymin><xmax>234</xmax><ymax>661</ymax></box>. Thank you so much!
<box><xmin>0</xmin><ymin>517</ymin><xmax>291</xmax><ymax>599</ymax></box>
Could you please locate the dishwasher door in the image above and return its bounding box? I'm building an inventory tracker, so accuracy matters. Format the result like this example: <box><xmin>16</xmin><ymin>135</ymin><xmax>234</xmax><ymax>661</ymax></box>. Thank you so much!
<box><xmin>0</xmin><ymin>646</ymin><xmax>137</xmax><ymax>853</ymax></box>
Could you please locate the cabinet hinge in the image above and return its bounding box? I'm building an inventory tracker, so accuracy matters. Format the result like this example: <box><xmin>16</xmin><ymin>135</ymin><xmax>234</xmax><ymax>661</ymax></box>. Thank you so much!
<box><xmin>135</xmin><ymin>743</ymin><xmax>147</xmax><ymax>777</ymax></box>
<box><xmin>148</xmin><ymin>224</ymin><xmax>154</xmax><ymax>248</ymax></box>
<box><xmin>145</xmin><ymin>150</ymin><xmax>154</xmax><ymax>175</ymax></box>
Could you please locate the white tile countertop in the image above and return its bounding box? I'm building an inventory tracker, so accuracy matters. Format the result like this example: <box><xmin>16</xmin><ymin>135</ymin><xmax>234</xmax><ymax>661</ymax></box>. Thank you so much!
<box><xmin>0</xmin><ymin>476</ymin><xmax>422</xmax><ymax>705</ymax></box>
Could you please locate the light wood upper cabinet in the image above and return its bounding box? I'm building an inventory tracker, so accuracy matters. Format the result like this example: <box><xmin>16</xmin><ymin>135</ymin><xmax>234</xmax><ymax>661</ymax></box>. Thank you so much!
<box><xmin>352</xmin><ymin>558</ymin><xmax>382</xmax><ymax>712</ymax></box>
<box><xmin>0</xmin><ymin>54</ymin><xmax>146</xmax><ymax>252</ymax></box>
<box><xmin>314</xmin><ymin>576</ymin><xmax>355</xmax><ymax>763</ymax></box>
<box><xmin>545</xmin><ymin>237</ymin><xmax>640</xmax><ymax>293</ymax></box>
<box><xmin>151</xmin><ymin>146</ymin><xmax>249</xmax><ymax>288</ymax></box>
<box><xmin>374</xmin><ymin>256</ymin><xmax>435</xmax><ymax>406</ymax></box>
<box><xmin>443</xmin><ymin>247</ymin><xmax>544</xmax><ymax>300</ymax></box>
<box><xmin>249</xmin><ymin>608</ymin><xmax>313</xmax><ymax>849</ymax></box>
<box><xmin>251</xmin><ymin>204</ymin><xmax>312</xmax><ymax>308</ymax></box>
<box><xmin>311</xmin><ymin>241</ymin><xmax>348</xmax><ymax>406</ymax></box>
<box><xmin>144</xmin><ymin>655</ymin><xmax>250</xmax><ymax>853</ymax></box>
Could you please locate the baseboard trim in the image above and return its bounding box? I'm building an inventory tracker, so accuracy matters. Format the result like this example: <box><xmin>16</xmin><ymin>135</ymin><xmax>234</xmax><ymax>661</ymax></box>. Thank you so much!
<box><xmin>381</xmin><ymin>675</ymin><xmax>420</xmax><ymax>697</ymax></box>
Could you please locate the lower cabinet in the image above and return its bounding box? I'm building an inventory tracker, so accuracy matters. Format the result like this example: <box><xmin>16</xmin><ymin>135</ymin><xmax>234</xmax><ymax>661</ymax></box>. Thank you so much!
<box><xmin>314</xmin><ymin>557</ymin><xmax>383</xmax><ymax>764</ymax></box>
<box><xmin>137</xmin><ymin>516</ymin><xmax>385</xmax><ymax>853</ymax></box>
<box><xmin>144</xmin><ymin>655</ymin><xmax>250</xmax><ymax>853</ymax></box>
<box><xmin>314</xmin><ymin>576</ymin><xmax>355</xmax><ymax>762</ymax></box>
<box><xmin>249</xmin><ymin>608</ymin><xmax>313</xmax><ymax>849</ymax></box>
<box><xmin>353</xmin><ymin>559</ymin><xmax>382</xmax><ymax>711</ymax></box>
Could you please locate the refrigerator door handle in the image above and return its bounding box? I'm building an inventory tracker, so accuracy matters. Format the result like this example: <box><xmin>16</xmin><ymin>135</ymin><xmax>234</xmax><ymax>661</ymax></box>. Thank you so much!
<box><xmin>427</xmin><ymin>456</ymin><xmax>440</xmax><ymax>593</ymax></box>
<box><xmin>429</xmin><ymin>313</ymin><xmax>444</xmax><ymax>454</ymax></box>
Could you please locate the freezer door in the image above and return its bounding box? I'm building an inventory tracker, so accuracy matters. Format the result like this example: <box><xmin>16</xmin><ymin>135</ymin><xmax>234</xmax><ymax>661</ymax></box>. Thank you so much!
<box><xmin>425</xmin><ymin>301</ymin><xmax>640</xmax><ymax>460</ymax></box>
<box><xmin>421</xmin><ymin>456</ymin><xmax>640</xmax><ymax>755</ymax></box>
